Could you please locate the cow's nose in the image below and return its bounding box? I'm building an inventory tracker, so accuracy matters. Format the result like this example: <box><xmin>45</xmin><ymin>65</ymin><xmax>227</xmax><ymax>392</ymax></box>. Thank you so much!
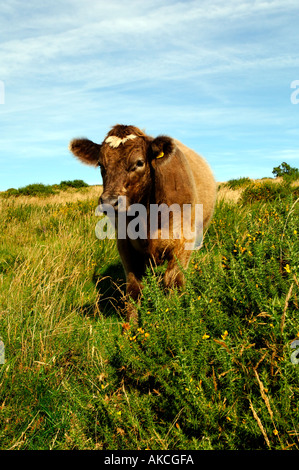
<box><xmin>99</xmin><ymin>195</ymin><xmax>119</xmax><ymax>208</ymax></box>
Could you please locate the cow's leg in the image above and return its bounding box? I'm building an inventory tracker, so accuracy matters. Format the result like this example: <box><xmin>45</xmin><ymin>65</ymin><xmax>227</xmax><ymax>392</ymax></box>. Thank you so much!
<box><xmin>117</xmin><ymin>239</ymin><xmax>145</xmax><ymax>323</ymax></box>
<box><xmin>163</xmin><ymin>246</ymin><xmax>191</xmax><ymax>290</ymax></box>
<box><xmin>124</xmin><ymin>272</ymin><xmax>143</xmax><ymax>323</ymax></box>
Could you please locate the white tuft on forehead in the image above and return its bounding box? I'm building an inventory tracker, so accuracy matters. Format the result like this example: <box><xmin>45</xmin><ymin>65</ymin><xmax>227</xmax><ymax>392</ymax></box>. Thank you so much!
<box><xmin>105</xmin><ymin>134</ymin><xmax>137</xmax><ymax>148</ymax></box>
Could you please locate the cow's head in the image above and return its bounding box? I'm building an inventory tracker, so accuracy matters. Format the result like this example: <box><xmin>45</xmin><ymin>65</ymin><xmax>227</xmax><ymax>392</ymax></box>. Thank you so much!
<box><xmin>69</xmin><ymin>124</ymin><xmax>176</xmax><ymax>210</ymax></box>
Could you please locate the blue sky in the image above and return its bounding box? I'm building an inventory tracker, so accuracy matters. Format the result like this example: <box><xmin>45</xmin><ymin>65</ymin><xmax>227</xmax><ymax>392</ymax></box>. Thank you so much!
<box><xmin>1</xmin><ymin>0</ymin><xmax>299</xmax><ymax>190</ymax></box>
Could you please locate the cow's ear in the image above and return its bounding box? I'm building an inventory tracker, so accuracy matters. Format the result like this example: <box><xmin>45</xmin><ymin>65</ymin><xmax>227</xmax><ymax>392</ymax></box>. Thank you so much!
<box><xmin>150</xmin><ymin>136</ymin><xmax>175</xmax><ymax>163</ymax></box>
<box><xmin>69</xmin><ymin>138</ymin><xmax>102</xmax><ymax>167</ymax></box>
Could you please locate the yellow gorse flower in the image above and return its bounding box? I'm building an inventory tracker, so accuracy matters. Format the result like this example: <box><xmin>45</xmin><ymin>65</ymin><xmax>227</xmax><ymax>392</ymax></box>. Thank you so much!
<box><xmin>284</xmin><ymin>264</ymin><xmax>291</xmax><ymax>273</ymax></box>
<box><xmin>221</xmin><ymin>330</ymin><xmax>229</xmax><ymax>340</ymax></box>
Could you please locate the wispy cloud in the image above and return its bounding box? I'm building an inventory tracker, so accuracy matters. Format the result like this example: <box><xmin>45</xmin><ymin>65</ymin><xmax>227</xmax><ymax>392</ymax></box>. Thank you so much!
<box><xmin>0</xmin><ymin>0</ymin><xmax>299</xmax><ymax>189</ymax></box>
<box><xmin>1</xmin><ymin>0</ymin><xmax>298</xmax><ymax>81</ymax></box>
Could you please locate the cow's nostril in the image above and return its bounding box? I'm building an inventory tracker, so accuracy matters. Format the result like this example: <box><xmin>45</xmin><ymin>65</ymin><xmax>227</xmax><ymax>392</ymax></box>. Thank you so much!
<box><xmin>108</xmin><ymin>197</ymin><xmax>119</xmax><ymax>208</ymax></box>
<box><xmin>100</xmin><ymin>195</ymin><xmax>119</xmax><ymax>208</ymax></box>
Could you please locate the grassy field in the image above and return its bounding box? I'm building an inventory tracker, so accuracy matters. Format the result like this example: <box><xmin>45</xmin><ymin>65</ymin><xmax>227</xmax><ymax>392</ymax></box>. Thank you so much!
<box><xmin>0</xmin><ymin>179</ymin><xmax>298</xmax><ymax>450</ymax></box>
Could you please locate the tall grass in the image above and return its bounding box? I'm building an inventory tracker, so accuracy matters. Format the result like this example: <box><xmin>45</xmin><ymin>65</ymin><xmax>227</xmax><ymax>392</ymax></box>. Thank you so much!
<box><xmin>0</xmin><ymin>184</ymin><xmax>298</xmax><ymax>450</ymax></box>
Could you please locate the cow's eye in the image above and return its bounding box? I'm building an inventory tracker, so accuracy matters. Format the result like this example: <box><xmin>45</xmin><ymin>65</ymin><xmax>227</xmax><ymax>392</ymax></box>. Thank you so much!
<box><xmin>129</xmin><ymin>160</ymin><xmax>145</xmax><ymax>172</ymax></box>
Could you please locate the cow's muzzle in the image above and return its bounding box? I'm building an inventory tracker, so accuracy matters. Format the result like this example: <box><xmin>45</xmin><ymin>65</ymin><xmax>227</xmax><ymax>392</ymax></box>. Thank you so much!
<box><xmin>99</xmin><ymin>194</ymin><xmax>119</xmax><ymax>209</ymax></box>
<box><xmin>99</xmin><ymin>194</ymin><xmax>129</xmax><ymax>213</ymax></box>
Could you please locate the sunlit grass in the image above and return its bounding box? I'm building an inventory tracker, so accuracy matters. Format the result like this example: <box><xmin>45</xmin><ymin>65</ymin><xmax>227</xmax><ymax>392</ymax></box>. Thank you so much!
<box><xmin>0</xmin><ymin>182</ymin><xmax>298</xmax><ymax>450</ymax></box>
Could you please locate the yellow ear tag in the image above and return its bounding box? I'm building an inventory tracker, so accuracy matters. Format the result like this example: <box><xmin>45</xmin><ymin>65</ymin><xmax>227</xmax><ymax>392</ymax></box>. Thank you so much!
<box><xmin>156</xmin><ymin>151</ymin><xmax>164</xmax><ymax>159</ymax></box>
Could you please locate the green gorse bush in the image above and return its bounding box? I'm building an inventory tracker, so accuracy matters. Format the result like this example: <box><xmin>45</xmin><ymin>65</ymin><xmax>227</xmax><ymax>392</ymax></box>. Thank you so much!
<box><xmin>1</xmin><ymin>180</ymin><xmax>90</xmax><ymax>197</ymax></box>
<box><xmin>225</xmin><ymin>177</ymin><xmax>252</xmax><ymax>190</ymax></box>
<box><xmin>240</xmin><ymin>180</ymin><xmax>298</xmax><ymax>204</ymax></box>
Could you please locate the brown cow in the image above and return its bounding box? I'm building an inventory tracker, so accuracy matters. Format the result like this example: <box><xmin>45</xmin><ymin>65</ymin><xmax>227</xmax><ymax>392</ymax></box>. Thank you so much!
<box><xmin>69</xmin><ymin>124</ymin><xmax>216</xmax><ymax>322</ymax></box>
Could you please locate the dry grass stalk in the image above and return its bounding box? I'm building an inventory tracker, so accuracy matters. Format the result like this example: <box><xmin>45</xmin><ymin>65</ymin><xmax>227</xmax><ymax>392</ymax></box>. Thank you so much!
<box><xmin>280</xmin><ymin>283</ymin><xmax>294</xmax><ymax>335</ymax></box>
<box><xmin>248</xmin><ymin>399</ymin><xmax>271</xmax><ymax>449</ymax></box>
<box><xmin>253</xmin><ymin>369</ymin><xmax>273</xmax><ymax>420</ymax></box>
